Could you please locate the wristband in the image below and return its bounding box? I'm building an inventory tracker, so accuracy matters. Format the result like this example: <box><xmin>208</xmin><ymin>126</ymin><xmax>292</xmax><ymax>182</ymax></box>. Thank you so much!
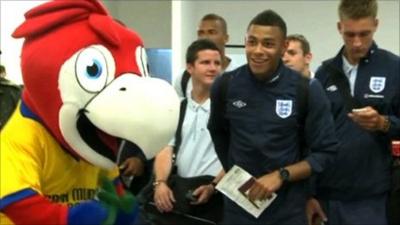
<box><xmin>381</xmin><ymin>116</ymin><xmax>390</xmax><ymax>133</ymax></box>
<box><xmin>152</xmin><ymin>180</ymin><xmax>166</xmax><ymax>188</ymax></box>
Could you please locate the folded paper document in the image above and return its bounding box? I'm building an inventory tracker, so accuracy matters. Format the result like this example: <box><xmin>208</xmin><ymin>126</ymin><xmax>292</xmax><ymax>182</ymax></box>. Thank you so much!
<box><xmin>216</xmin><ymin>165</ymin><xmax>277</xmax><ymax>218</ymax></box>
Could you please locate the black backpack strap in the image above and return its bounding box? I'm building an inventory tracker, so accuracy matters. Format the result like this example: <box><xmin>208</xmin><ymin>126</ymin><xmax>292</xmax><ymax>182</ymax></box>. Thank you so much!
<box><xmin>172</xmin><ymin>99</ymin><xmax>188</xmax><ymax>166</ymax></box>
<box><xmin>220</xmin><ymin>73</ymin><xmax>232</xmax><ymax>116</ymax></box>
<box><xmin>325</xmin><ymin>64</ymin><xmax>361</xmax><ymax>111</ymax></box>
<box><xmin>296</xmin><ymin>76</ymin><xmax>309</xmax><ymax>158</ymax></box>
<box><xmin>207</xmin><ymin>72</ymin><xmax>233</xmax><ymax>170</ymax></box>
<box><xmin>180</xmin><ymin>70</ymin><xmax>191</xmax><ymax>98</ymax></box>
<box><xmin>296</xmin><ymin>76</ymin><xmax>309</xmax><ymax>127</ymax></box>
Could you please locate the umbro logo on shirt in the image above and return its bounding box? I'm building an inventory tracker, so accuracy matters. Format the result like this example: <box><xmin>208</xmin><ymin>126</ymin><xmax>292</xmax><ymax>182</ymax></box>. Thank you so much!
<box><xmin>326</xmin><ymin>85</ymin><xmax>338</xmax><ymax>92</ymax></box>
<box><xmin>232</xmin><ymin>100</ymin><xmax>247</xmax><ymax>108</ymax></box>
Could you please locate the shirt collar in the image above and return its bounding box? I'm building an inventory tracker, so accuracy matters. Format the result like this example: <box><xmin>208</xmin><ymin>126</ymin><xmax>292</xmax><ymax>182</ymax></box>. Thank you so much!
<box><xmin>341</xmin><ymin>55</ymin><xmax>358</xmax><ymax>76</ymax></box>
<box><xmin>188</xmin><ymin>95</ymin><xmax>210</xmax><ymax>112</ymax></box>
<box><xmin>365</xmin><ymin>42</ymin><xmax>378</xmax><ymax>59</ymax></box>
<box><xmin>338</xmin><ymin>41</ymin><xmax>378</xmax><ymax>65</ymax></box>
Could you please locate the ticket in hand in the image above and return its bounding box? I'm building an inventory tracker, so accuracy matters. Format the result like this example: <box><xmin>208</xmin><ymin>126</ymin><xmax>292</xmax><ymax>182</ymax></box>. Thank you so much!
<box><xmin>216</xmin><ymin>165</ymin><xmax>277</xmax><ymax>218</ymax></box>
<box><xmin>352</xmin><ymin>108</ymin><xmax>367</xmax><ymax>112</ymax></box>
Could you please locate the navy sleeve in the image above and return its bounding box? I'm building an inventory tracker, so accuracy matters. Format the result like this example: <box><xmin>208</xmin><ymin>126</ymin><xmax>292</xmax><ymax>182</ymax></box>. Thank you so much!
<box><xmin>207</xmin><ymin>75</ymin><xmax>230</xmax><ymax>171</ymax></box>
<box><xmin>314</xmin><ymin>65</ymin><xmax>327</xmax><ymax>84</ymax></box>
<box><xmin>388</xmin><ymin>112</ymin><xmax>400</xmax><ymax>139</ymax></box>
<box><xmin>304</xmin><ymin>79</ymin><xmax>338</xmax><ymax>173</ymax></box>
<box><xmin>387</xmin><ymin>56</ymin><xmax>400</xmax><ymax>139</ymax></box>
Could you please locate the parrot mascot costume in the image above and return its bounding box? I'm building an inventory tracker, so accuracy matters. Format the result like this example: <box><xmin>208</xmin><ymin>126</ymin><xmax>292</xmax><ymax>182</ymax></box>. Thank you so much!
<box><xmin>0</xmin><ymin>0</ymin><xmax>180</xmax><ymax>224</ymax></box>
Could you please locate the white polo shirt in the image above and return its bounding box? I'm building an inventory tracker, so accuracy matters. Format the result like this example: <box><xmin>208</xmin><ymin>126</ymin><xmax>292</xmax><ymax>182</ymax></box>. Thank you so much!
<box><xmin>173</xmin><ymin>97</ymin><xmax>222</xmax><ymax>178</ymax></box>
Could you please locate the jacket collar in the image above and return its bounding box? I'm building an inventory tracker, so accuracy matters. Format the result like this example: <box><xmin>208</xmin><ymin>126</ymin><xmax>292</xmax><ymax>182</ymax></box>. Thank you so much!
<box><xmin>332</xmin><ymin>41</ymin><xmax>378</xmax><ymax>67</ymax></box>
<box><xmin>247</xmin><ymin>60</ymin><xmax>284</xmax><ymax>85</ymax></box>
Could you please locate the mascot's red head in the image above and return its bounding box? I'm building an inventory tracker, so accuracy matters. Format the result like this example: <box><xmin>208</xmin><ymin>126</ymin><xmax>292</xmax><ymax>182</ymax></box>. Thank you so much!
<box><xmin>12</xmin><ymin>0</ymin><xmax>179</xmax><ymax>169</ymax></box>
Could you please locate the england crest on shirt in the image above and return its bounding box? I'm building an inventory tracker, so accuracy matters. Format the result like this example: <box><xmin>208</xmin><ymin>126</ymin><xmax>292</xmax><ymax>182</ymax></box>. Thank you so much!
<box><xmin>369</xmin><ymin>76</ymin><xmax>386</xmax><ymax>93</ymax></box>
<box><xmin>276</xmin><ymin>100</ymin><xmax>292</xmax><ymax>118</ymax></box>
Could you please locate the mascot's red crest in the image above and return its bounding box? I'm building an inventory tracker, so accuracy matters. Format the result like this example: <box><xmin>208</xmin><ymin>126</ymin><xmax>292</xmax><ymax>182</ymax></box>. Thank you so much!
<box><xmin>12</xmin><ymin>0</ymin><xmax>180</xmax><ymax>169</ymax></box>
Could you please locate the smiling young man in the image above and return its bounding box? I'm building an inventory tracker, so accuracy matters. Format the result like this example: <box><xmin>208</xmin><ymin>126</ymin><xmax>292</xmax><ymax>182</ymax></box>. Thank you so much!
<box><xmin>308</xmin><ymin>0</ymin><xmax>400</xmax><ymax>225</ymax></box>
<box><xmin>208</xmin><ymin>10</ymin><xmax>338</xmax><ymax>225</ymax></box>
<box><xmin>152</xmin><ymin>39</ymin><xmax>224</xmax><ymax>223</ymax></box>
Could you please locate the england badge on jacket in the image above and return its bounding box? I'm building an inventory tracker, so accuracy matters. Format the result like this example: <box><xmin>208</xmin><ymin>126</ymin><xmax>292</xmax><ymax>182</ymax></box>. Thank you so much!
<box><xmin>369</xmin><ymin>76</ymin><xmax>386</xmax><ymax>93</ymax></box>
<box><xmin>276</xmin><ymin>100</ymin><xmax>292</xmax><ymax>118</ymax></box>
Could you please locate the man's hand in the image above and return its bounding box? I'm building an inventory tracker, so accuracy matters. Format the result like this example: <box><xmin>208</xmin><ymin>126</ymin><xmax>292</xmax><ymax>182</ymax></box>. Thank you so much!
<box><xmin>191</xmin><ymin>184</ymin><xmax>215</xmax><ymax>205</ymax></box>
<box><xmin>119</xmin><ymin>157</ymin><xmax>144</xmax><ymax>177</ymax></box>
<box><xmin>247</xmin><ymin>171</ymin><xmax>282</xmax><ymax>202</ymax></box>
<box><xmin>306</xmin><ymin>198</ymin><xmax>327</xmax><ymax>225</ymax></box>
<box><xmin>348</xmin><ymin>106</ymin><xmax>387</xmax><ymax>131</ymax></box>
<box><xmin>154</xmin><ymin>182</ymin><xmax>175</xmax><ymax>213</ymax></box>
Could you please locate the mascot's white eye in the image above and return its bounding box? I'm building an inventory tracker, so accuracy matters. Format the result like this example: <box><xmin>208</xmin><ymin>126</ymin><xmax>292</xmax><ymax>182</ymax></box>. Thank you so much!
<box><xmin>135</xmin><ymin>46</ymin><xmax>149</xmax><ymax>77</ymax></box>
<box><xmin>76</xmin><ymin>47</ymin><xmax>109</xmax><ymax>92</ymax></box>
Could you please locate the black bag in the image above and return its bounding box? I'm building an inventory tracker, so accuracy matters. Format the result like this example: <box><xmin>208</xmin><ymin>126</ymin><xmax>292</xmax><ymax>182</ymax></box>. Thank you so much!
<box><xmin>139</xmin><ymin>99</ymin><xmax>223</xmax><ymax>225</ymax></box>
<box><xmin>140</xmin><ymin>174</ymin><xmax>222</xmax><ymax>225</ymax></box>
<box><xmin>167</xmin><ymin>174</ymin><xmax>215</xmax><ymax>213</ymax></box>
<box><xmin>142</xmin><ymin>202</ymin><xmax>217</xmax><ymax>225</ymax></box>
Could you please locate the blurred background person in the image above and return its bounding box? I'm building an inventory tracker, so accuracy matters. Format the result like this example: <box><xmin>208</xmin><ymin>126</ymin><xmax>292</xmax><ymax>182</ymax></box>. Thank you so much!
<box><xmin>175</xmin><ymin>13</ymin><xmax>241</xmax><ymax>98</ymax></box>
<box><xmin>283</xmin><ymin>34</ymin><xmax>313</xmax><ymax>78</ymax></box>
<box><xmin>0</xmin><ymin>55</ymin><xmax>22</xmax><ymax>130</ymax></box>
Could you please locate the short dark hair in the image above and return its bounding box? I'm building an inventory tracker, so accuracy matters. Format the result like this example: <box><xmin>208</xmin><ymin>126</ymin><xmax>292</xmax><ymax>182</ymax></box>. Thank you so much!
<box><xmin>186</xmin><ymin>39</ymin><xmax>221</xmax><ymax>65</ymax></box>
<box><xmin>287</xmin><ymin>34</ymin><xmax>311</xmax><ymax>55</ymax></box>
<box><xmin>339</xmin><ymin>0</ymin><xmax>378</xmax><ymax>20</ymax></box>
<box><xmin>201</xmin><ymin>13</ymin><xmax>228</xmax><ymax>34</ymax></box>
<box><xmin>247</xmin><ymin>10</ymin><xmax>287</xmax><ymax>38</ymax></box>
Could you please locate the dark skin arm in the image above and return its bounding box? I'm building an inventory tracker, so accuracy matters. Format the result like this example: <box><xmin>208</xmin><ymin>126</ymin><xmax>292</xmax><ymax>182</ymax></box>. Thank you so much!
<box><xmin>119</xmin><ymin>157</ymin><xmax>144</xmax><ymax>177</ymax></box>
<box><xmin>248</xmin><ymin>161</ymin><xmax>312</xmax><ymax>201</ymax></box>
<box><xmin>306</xmin><ymin>198</ymin><xmax>328</xmax><ymax>225</ymax></box>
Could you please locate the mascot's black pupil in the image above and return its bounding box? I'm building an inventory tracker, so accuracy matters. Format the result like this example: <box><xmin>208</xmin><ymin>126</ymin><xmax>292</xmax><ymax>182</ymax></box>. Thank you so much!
<box><xmin>87</xmin><ymin>63</ymin><xmax>100</xmax><ymax>77</ymax></box>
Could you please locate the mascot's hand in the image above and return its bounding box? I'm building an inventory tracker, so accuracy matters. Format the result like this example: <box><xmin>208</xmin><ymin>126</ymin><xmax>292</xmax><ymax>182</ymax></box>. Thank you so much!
<box><xmin>68</xmin><ymin>200</ymin><xmax>108</xmax><ymax>225</ymax></box>
<box><xmin>97</xmin><ymin>176</ymin><xmax>139</xmax><ymax>225</ymax></box>
<box><xmin>67</xmin><ymin>177</ymin><xmax>138</xmax><ymax>225</ymax></box>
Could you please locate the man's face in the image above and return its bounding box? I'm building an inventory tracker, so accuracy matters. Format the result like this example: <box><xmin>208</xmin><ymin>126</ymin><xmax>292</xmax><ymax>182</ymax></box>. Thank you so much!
<box><xmin>245</xmin><ymin>25</ymin><xmax>286</xmax><ymax>78</ymax></box>
<box><xmin>338</xmin><ymin>17</ymin><xmax>377</xmax><ymax>63</ymax></box>
<box><xmin>282</xmin><ymin>40</ymin><xmax>311</xmax><ymax>77</ymax></box>
<box><xmin>187</xmin><ymin>49</ymin><xmax>222</xmax><ymax>88</ymax></box>
<box><xmin>197</xmin><ymin>20</ymin><xmax>228</xmax><ymax>52</ymax></box>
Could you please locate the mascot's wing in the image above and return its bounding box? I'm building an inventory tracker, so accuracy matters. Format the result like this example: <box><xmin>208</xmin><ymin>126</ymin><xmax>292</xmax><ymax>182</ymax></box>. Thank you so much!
<box><xmin>2</xmin><ymin>179</ymin><xmax>132</xmax><ymax>225</ymax></box>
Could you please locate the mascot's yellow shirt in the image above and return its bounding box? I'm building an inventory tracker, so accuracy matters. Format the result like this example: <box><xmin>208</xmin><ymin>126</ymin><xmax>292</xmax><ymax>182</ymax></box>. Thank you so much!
<box><xmin>1</xmin><ymin>105</ymin><xmax>118</xmax><ymax>222</ymax></box>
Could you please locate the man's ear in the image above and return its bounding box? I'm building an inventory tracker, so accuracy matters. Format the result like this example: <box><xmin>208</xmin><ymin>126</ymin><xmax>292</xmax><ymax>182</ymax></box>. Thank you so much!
<box><xmin>281</xmin><ymin>39</ymin><xmax>288</xmax><ymax>56</ymax></box>
<box><xmin>305</xmin><ymin>52</ymin><xmax>313</xmax><ymax>65</ymax></box>
<box><xmin>373</xmin><ymin>18</ymin><xmax>379</xmax><ymax>31</ymax></box>
<box><xmin>186</xmin><ymin>63</ymin><xmax>194</xmax><ymax>76</ymax></box>
<box><xmin>224</xmin><ymin>34</ymin><xmax>230</xmax><ymax>44</ymax></box>
<box><xmin>337</xmin><ymin>21</ymin><xmax>342</xmax><ymax>34</ymax></box>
